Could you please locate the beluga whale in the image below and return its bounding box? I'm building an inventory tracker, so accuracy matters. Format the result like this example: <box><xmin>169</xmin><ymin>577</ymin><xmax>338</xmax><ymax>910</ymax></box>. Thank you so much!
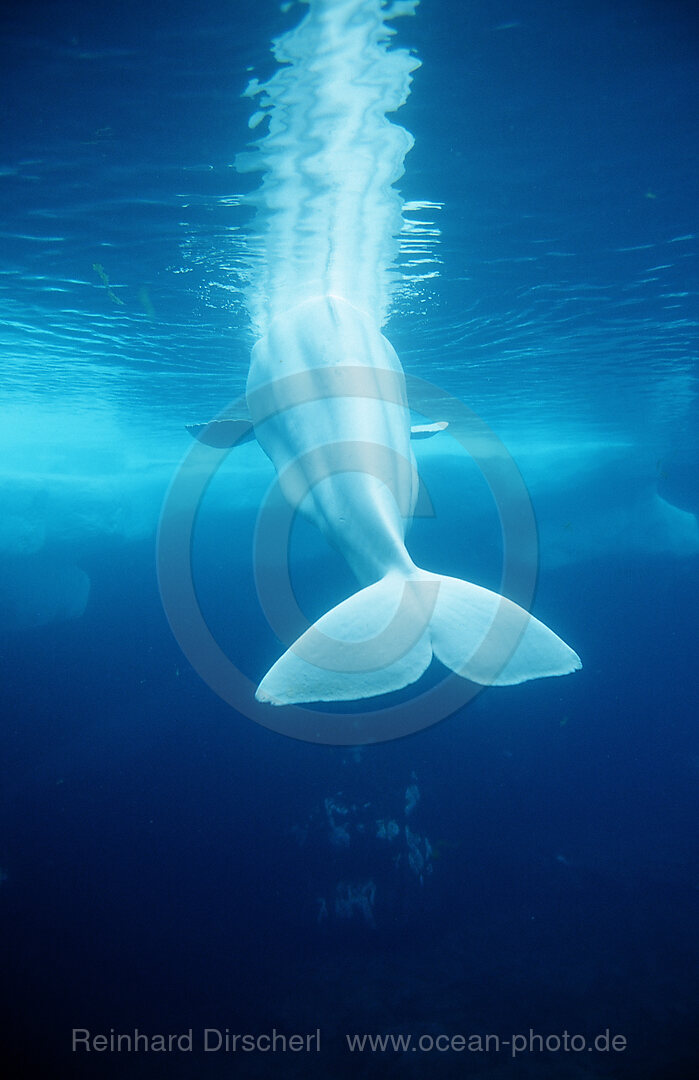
<box><xmin>229</xmin><ymin>0</ymin><xmax>581</xmax><ymax>706</ymax></box>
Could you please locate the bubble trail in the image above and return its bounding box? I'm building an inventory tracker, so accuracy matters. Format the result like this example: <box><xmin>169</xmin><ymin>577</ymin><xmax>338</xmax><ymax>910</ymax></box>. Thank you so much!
<box><xmin>237</xmin><ymin>0</ymin><xmax>421</xmax><ymax>337</ymax></box>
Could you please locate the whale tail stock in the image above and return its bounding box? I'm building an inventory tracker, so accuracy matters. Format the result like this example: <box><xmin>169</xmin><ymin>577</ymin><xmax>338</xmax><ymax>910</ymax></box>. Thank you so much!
<box><xmin>255</xmin><ymin>569</ymin><xmax>581</xmax><ymax>706</ymax></box>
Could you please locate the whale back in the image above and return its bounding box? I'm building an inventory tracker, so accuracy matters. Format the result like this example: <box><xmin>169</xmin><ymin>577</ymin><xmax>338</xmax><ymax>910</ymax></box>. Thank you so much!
<box><xmin>246</xmin><ymin>296</ymin><xmax>419</xmax><ymax>581</ymax></box>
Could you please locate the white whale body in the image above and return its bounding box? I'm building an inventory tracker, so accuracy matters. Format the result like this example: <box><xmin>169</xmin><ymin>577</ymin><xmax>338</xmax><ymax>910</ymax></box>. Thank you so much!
<box><xmin>246</xmin><ymin>294</ymin><xmax>581</xmax><ymax>705</ymax></box>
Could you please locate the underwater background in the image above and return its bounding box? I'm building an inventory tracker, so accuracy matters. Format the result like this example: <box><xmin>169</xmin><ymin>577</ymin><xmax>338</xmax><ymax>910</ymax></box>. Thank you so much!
<box><xmin>1</xmin><ymin>0</ymin><xmax>697</xmax><ymax>1076</ymax></box>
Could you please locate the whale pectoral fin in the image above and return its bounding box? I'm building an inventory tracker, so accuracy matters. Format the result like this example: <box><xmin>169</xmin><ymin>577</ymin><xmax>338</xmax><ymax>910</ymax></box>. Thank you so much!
<box><xmin>185</xmin><ymin>419</ymin><xmax>256</xmax><ymax>448</ymax></box>
<box><xmin>188</xmin><ymin>418</ymin><xmax>446</xmax><ymax>448</ymax></box>
<box><xmin>410</xmin><ymin>421</ymin><xmax>448</xmax><ymax>440</ymax></box>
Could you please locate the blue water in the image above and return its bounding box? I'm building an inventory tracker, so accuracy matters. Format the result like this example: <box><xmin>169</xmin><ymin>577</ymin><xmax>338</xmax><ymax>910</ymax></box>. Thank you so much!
<box><xmin>1</xmin><ymin>0</ymin><xmax>697</xmax><ymax>1076</ymax></box>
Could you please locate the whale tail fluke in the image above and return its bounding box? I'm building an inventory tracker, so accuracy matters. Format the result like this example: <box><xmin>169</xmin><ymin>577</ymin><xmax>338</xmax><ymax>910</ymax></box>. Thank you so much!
<box><xmin>255</xmin><ymin>570</ymin><xmax>581</xmax><ymax>706</ymax></box>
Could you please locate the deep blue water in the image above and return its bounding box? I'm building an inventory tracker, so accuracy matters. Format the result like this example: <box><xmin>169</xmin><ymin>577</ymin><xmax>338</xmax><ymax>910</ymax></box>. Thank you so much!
<box><xmin>1</xmin><ymin>1</ymin><xmax>698</xmax><ymax>1077</ymax></box>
